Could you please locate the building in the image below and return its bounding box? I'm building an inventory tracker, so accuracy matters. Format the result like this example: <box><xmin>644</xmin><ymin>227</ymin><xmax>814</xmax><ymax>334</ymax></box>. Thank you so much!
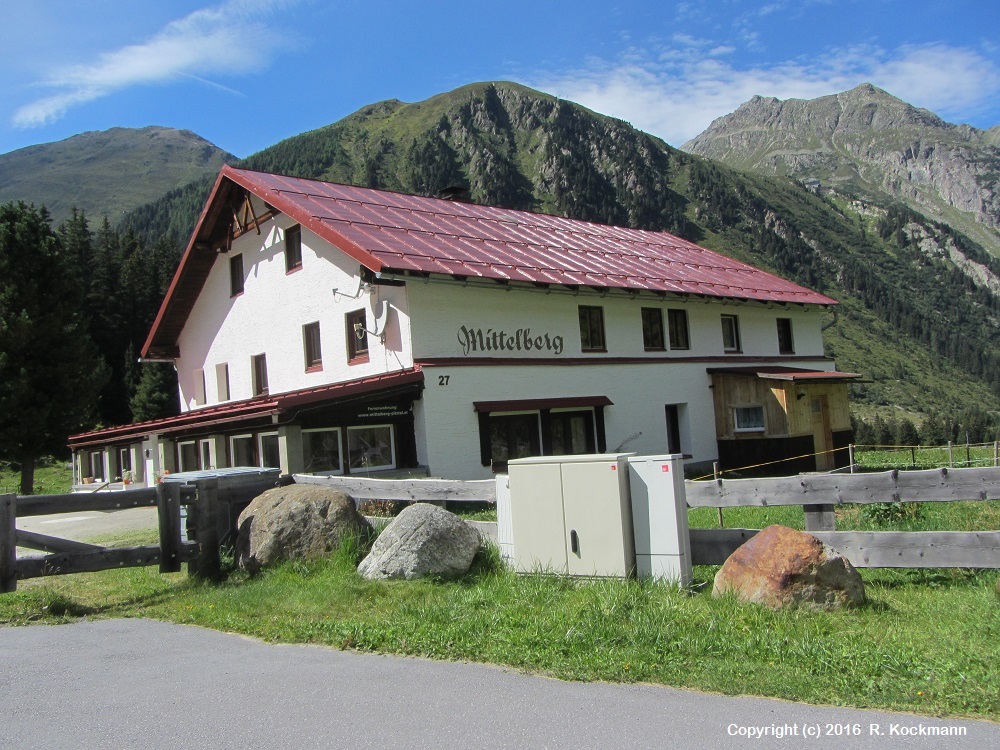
<box><xmin>68</xmin><ymin>166</ymin><xmax>857</xmax><ymax>488</ymax></box>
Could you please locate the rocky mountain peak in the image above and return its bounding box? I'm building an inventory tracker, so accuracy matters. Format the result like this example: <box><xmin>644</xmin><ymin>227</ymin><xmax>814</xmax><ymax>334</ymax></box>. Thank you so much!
<box><xmin>682</xmin><ymin>85</ymin><xmax>1000</xmax><ymax>249</ymax></box>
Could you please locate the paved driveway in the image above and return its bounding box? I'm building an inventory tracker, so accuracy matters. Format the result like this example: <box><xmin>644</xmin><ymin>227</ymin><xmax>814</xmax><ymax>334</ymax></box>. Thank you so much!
<box><xmin>1</xmin><ymin>619</ymin><xmax>995</xmax><ymax>749</ymax></box>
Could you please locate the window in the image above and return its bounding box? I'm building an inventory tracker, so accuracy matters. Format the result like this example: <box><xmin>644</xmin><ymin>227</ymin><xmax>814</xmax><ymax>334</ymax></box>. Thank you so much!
<box><xmin>229</xmin><ymin>253</ymin><xmax>244</xmax><ymax>296</ymax></box>
<box><xmin>721</xmin><ymin>314</ymin><xmax>741</xmax><ymax>352</ymax></box>
<box><xmin>252</xmin><ymin>353</ymin><xmax>268</xmax><ymax>396</ymax></box>
<box><xmin>777</xmin><ymin>318</ymin><xmax>794</xmax><ymax>354</ymax></box>
<box><xmin>284</xmin><ymin>225</ymin><xmax>302</xmax><ymax>273</ymax></box>
<box><xmin>178</xmin><ymin>441</ymin><xmax>199</xmax><ymax>472</ymax></box>
<box><xmin>230</xmin><ymin>434</ymin><xmax>255</xmax><ymax>466</ymax></box>
<box><xmin>734</xmin><ymin>406</ymin><xmax>766</xmax><ymax>433</ymax></box>
<box><xmin>259</xmin><ymin>432</ymin><xmax>281</xmax><ymax>469</ymax></box>
<box><xmin>578</xmin><ymin>305</ymin><xmax>606</xmax><ymax>352</ymax></box>
<box><xmin>193</xmin><ymin>369</ymin><xmax>206</xmax><ymax>406</ymax></box>
<box><xmin>346</xmin><ymin>309</ymin><xmax>369</xmax><ymax>362</ymax></box>
<box><xmin>547</xmin><ymin>410</ymin><xmax>596</xmax><ymax>455</ymax></box>
<box><xmin>302</xmin><ymin>321</ymin><xmax>323</xmax><ymax>371</ymax></box>
<box><xmin>118</xmin><ymin>448</ymin><xmax>132</xmax><ymax>474</ymax></box>
<box><xmin>200</xmin><ymin>439</ymin><xmax>213</xmax><ymax>470</ymax></box>
<box><xmin>302</xmin><ymin>429</ymin><xmax>342</xmax><ymax>474</ymax></box>
<box><xmin>641</xmin><ymin>308</ymin><xmax>665</xmax><ymax>351</ymax></box>
<box><xmin>668</xmin><ymin>309</ymin><xmax>690</xmax><ymax>350</ymax></box>
<box><xmin>216</xmin><ymin>363</ymin><xmax>230</xmax><ymax>402</ymax></box>
<box><xmin>347</xmin><ymin>425</ymin><xmax>395</xmax><ymax>470</ymax></box>
<box><xmin>489</xmin><ymin>413</ymin><xmax>541</xmax><ymax>466</ymax></box>
<box><xmin>91</xmin><ymin>452</ymin><xmax>105</xmax><ymax>481</ymax></box>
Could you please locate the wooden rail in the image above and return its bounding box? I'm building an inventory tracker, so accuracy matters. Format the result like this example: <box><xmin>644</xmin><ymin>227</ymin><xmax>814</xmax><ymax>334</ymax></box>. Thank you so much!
<box><xmin>685</xmin><ymin>466</ymin><xmax>1000</xmax><ymax>568</ymax></box>
<box><xmin>291</xmin><ymin>474</ymin><xmax>496</xmax><ymax>503</ymax></box>
<box><xmin>684</xmin><ymin>467</ymin><xmax>1000</xmax><ymax>508</ymax></box>
<box><xmin>0</xmin><ymin>476</ymin><xmax>280</xmax><ymax>592</ymax></box>
<box><xmin>0</xmin><ymin>485</ymin><xmax>198</xmax><ymax>593</ymax></box>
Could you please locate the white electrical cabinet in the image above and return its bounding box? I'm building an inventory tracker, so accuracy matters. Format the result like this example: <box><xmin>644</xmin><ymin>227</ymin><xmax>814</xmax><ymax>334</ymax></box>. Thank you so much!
<box><xmin>507</xmin><ymin>453</ymin><xmax>636</xmax><ymax>577</ymax></box>
<box><xmin>627</xmin><ymin>454</ymin><xmax>692</xmax><ymax>585</ymax></box>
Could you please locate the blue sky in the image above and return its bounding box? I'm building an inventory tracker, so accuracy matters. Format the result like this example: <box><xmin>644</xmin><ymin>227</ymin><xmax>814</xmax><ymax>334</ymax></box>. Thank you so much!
<box><xmin>2</xmin><ymin>0</ymin><xmax>998</xmax><ymax>158</ymax></box>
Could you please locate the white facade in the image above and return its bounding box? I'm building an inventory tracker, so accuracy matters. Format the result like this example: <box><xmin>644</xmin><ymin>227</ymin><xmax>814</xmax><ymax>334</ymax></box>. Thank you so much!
<box><xmin>176</xmin><ymin>210</ymin><xmax>413</xmax><ymax>411</ymax></box>
<box><xmin>69</xmin><ymin>172</ymin><xmax>847</xmax><ymax>486</ymax></box>
<box><xmin>403</xmin><ymin>280</ymin><xmax>831</xmax><ymax>478</ymax></box>
<box><xmin>152</xmin><ymin>219</ymin><xmax>835</xmax><ymax>480</ymax></box>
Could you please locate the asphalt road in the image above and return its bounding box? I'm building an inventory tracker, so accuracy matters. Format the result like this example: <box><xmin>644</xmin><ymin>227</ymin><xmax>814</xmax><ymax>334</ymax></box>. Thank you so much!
<box><xmin>16</xmin><ymin>506</ymin><xmax>159</xmax><ymax>553</ymax></box>
<box><xmin>1</xmin><ymin>619</ymin><xmax>996</xmax><ymax>750</ymax></box>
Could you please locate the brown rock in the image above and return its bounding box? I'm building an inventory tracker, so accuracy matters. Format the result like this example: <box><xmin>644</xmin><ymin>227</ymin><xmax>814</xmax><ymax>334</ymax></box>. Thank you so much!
<box><xmin>713</xmin><ymin>524</ymin><xmax>865</xmax><ymax>610</ymax></box>
<box><xmin>236</xmin><ymin>484</ymin><xmax>374</xmax><ymax>573</ymax></box>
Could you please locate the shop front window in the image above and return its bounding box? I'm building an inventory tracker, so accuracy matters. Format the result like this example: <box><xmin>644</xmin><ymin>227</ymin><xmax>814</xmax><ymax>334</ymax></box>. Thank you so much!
<box><xmin>231</xmin><ymin>434</ymin><xmax>255</xmax><ymax>466</ymax></box>
<box><xmin>347</xmin><ymin>425</ymin><xmax>395</xmax><ymax>471</ymax></box>
<box><xmin>178</xmin><ymin>441</ymin><xmax>199</xmax><ymax>472</ymax></box>
<box><xmin>259</xmin><ymin>432</ymin><xmax>281</xmax><ymax>469</ymax></box>
<box><xmin>303</xmin><ymin>429</ymin><xmax>342</xmax><ymax>474</ymax></box>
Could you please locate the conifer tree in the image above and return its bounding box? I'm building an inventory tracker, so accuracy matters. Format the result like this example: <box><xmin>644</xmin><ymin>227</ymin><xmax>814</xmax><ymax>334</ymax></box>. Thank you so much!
<box><xmin>0</xmin><ymin>202</ymin><xmax>109</xmax><ymax>493</ymax></box>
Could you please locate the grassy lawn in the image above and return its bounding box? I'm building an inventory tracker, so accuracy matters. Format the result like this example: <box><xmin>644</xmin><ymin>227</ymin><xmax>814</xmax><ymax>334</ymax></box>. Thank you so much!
<box><xmin>2</xmin><ymin>455</ymin><xmax>998</xmax><ymax>720</ymax></box>
<box><xmin>0</xmin><ymin>458</ymin><xmax>73</xmax><ymax>495</ymax></box>
<box><xmin>2</xmin><ymin>524</ymin><xmax>998</xmax><ymax>721</ymax></box>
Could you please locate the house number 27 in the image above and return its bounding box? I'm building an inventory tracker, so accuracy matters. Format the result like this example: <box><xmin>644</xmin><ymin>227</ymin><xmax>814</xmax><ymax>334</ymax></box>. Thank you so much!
<box><xmin>438</xmin><ymin>375</ymin><xmax>450</xmax><ymax>386</ymax></box>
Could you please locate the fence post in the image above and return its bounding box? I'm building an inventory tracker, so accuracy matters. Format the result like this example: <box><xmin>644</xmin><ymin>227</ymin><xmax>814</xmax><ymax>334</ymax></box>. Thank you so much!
<box><xmin>157</xmin><ymin>482</ymin><xmax>182</xmax><ymax>574</ymax></box>
<box><xmin>995</xmin><ymin>441</ymin><xmax>999</xmax><ymax>468</ymax></box>
<box><xmin>948</xmin><ymin>441</ymin><xmax>954</xmax><ymax>468</ymax></box>
<box><xmin>848</xmin><ymin>444</ymin><xmax>855</xmax><ymax>474</ymax></box>
<box><xmin>192</xmin><ymin>479</ymin><xmax>221</xmax><ymax>580</ymax></box>
<box><xmin>803</xmin><ymin>504</ymin><xmax>837</xmax><ymax>532</ymax></box>
<box><xmin>713</xmin><ymin>462</ymin><xmax>723</xmax><ymax>528</ymax></box>
<box><xmin>0</xmin><ymin>494</ymin><xmax>16</xmax><ymax>593</ymax></box>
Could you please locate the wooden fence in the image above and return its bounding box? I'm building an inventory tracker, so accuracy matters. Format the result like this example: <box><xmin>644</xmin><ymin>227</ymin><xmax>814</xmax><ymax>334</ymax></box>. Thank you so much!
<box><xmin>0</xmin><ymin>477</ymin><xmax>279</xmax><ymax>593</ymax></box>
<box><xmin>685</xmin><ymin>466</ymin><xmax>1000</xmax><ymax>568</ymax></box>
<box><xmin>291</xmin><ymin>473</ymin><xmax>496</xmax><ymax>503</ymax></box>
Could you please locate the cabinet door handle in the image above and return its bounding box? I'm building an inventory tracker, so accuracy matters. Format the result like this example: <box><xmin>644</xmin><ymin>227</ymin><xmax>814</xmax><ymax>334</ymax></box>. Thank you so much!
<box><xmin>570</xmin><ymin>529</ymin><xmax>580</xmax><ymax>556</ymax></box>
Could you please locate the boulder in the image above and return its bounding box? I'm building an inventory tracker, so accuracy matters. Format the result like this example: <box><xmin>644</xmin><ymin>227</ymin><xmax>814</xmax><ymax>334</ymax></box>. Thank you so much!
<box><xmin>236</xmin><ymin>485</ymin><xmax>374</xmax><ymax>573</ymax></box>
<box><xmin>713</xmin><ymin>524</ymin><xmax>865</xmax><ymax>610</ymax></box>
<box><xmin>358</xmin><ymin>503</ymin><xmax>481</xmax><ymax>580</ymax></box>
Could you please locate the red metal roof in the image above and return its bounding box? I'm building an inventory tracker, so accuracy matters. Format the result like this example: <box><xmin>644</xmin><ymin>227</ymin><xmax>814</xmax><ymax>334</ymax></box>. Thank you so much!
<box><xmin>143</xmin><ymin>166</ymin><xmax>838</xmax><ymax>357</ymax></box>
<box><xmin>68</xmin><ymin>367</ymin><xmax>424</xmax><ymax>448</ymax></box>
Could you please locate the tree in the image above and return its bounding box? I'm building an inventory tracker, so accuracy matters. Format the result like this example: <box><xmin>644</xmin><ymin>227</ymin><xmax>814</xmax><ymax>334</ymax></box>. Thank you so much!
<box><xmin>0</xmin><ymin>202</ymin><xmax>108</xmax><ymax>494</ymax></box>
<box><xmin>129</xmin><ymin>362</ymin><xmax>179</xmax><ymax>423</ymax></box>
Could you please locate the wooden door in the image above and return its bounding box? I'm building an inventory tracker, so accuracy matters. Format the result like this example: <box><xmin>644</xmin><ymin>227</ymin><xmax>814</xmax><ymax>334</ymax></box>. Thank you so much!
<box><xmin>811</xmin><ymin>395</ymin><xmax>834</xmax><ymax>471</ymax></box>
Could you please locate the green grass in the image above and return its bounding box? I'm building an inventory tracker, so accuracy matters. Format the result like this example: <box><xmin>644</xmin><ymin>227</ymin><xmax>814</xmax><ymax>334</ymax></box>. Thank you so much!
<box><xmin>2</xmin><ymin>525</ymin><xmax>998</xmax><ymax>720</ymax></box>
<box><xmin>855</xmin><ymin>444</ymin><xmax>999</xmax><ymax>471</ymax></box>
<box><xmin>0</xmin><ymin>458</ymin><xmax>73</xmax><ymax>495</ymax></box>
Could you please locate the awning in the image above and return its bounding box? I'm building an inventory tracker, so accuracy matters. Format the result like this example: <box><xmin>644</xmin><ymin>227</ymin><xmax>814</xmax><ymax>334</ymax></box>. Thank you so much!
<box><xmin>473</xmin><ymin>396</ymin><xmax>613</xmax><ymax>413</ymax></box>
<box><xmin>707</xmin><ymin>366</ymin><xmax>861</xmax><ymax>384</ymax></box>
<box><xmin>69</xmin><ymin>367</ymin><xmax>424</xmax><ymax>449</ymax></box>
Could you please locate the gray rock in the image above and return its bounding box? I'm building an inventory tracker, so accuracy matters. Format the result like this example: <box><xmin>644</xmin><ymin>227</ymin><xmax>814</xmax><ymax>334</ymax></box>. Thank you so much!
<box><xmin>713</xmin><ymin>524</ymin><xmax>865</xmax><ymax>610</ymax></box>
<box><xmin>358</xmin><ymin>503</ymin><xmax>481</xmax><ymax>580</ymax></box>
<box><xmin>236</xmin><ymin>485</ymin><xmax>374</xmax><ymax>573</ymax></box>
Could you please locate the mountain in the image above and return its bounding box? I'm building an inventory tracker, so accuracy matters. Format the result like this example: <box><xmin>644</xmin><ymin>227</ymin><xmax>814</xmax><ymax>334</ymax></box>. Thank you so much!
<box><xmin>119</xmin><ymin>82</ymin><xmax>1000</xmax><ymax>420</ymax></box>
<box><xmin>0</xmin><ymin>126</ymin><xmax>235</xmax><ymax>224</ymax></box>
<box><xmin>682</xmin><ymin>84</ymin><xmax>1000</xmax><ymax>258</ymax></box>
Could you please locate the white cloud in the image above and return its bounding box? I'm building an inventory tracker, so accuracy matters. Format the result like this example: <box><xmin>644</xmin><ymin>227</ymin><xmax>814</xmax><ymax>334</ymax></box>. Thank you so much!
<box><xmin>528</xmin><ymin>42</ymin><xmax>1000</xmax><ymax>146</ymax></box>
<box><xmin>12</xmin><ymin>0</ymin><xmax>299</xmax><ymax>128</ymax></box>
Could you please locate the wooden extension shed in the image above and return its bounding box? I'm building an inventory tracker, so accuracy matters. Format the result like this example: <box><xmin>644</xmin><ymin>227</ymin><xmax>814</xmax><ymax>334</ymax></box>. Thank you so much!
<box><xmin>708</xmin><ymin>367</ymin><xmax>859</xmax><ymax>475</ymax></box>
